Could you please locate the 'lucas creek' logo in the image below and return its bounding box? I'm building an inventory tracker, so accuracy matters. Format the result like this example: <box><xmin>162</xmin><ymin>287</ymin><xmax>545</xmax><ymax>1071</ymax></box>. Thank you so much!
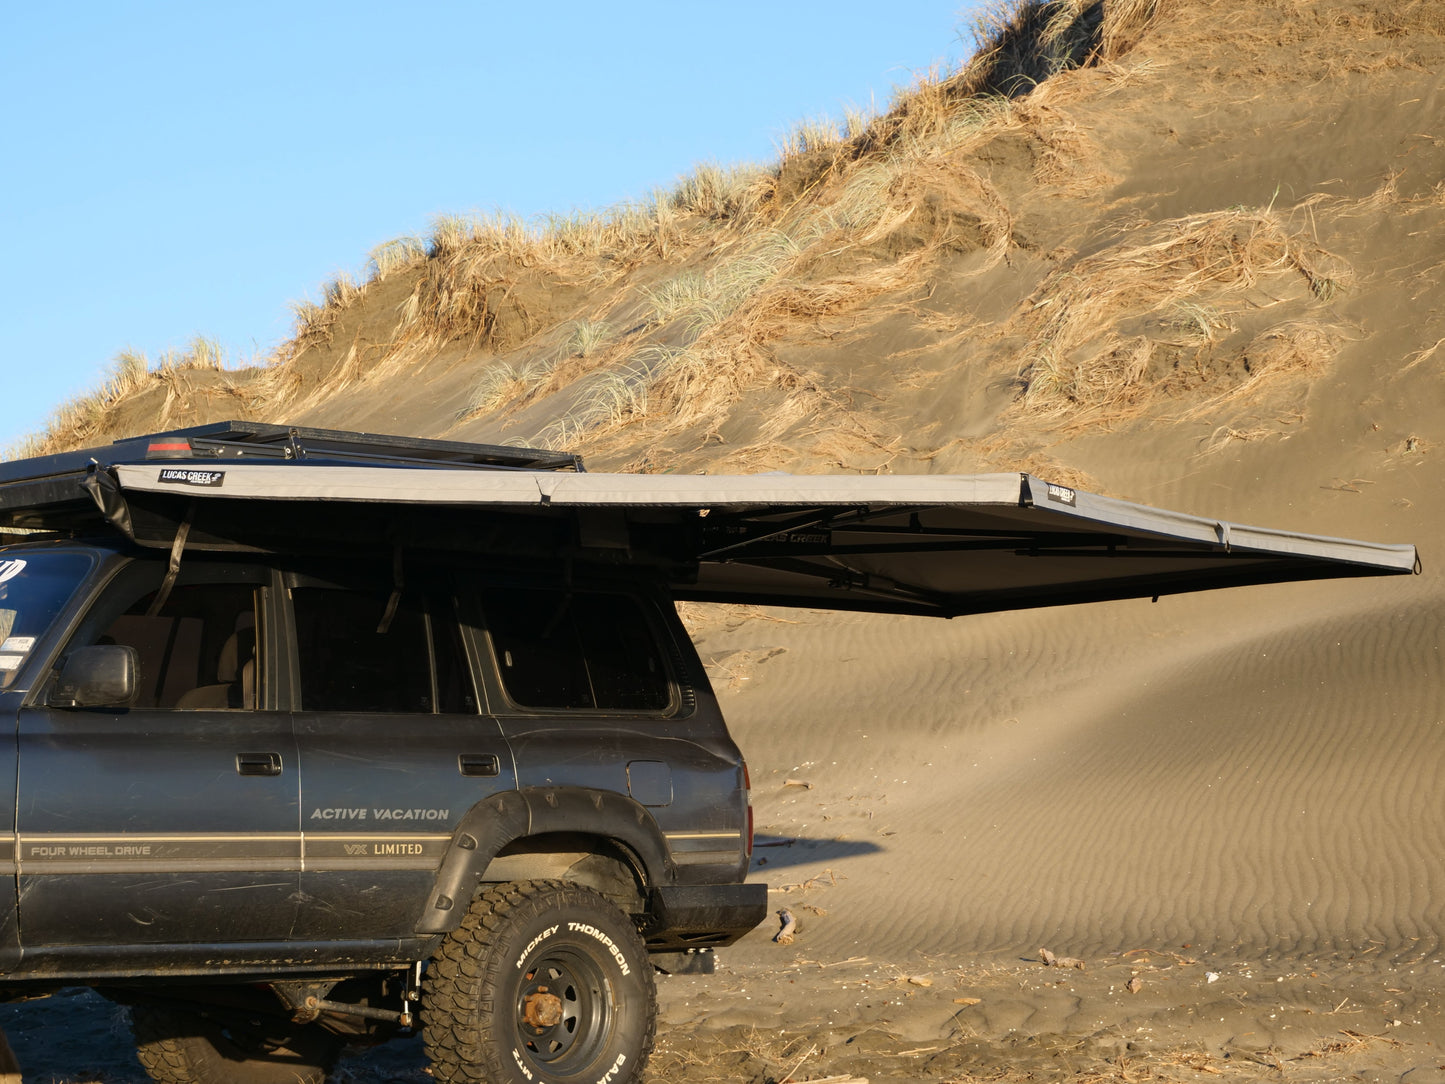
<box><xmin>158</xmin><ymin>468</ymin><xmax>225</xmax><ymax>487</ymax></box>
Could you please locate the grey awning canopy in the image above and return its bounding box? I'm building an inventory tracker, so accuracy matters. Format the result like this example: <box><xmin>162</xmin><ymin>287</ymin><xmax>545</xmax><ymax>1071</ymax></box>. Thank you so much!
<box><xmin>102</xmin><ymin>463</ymin><xmax>1417</xmax><ymax>618</ymax></box>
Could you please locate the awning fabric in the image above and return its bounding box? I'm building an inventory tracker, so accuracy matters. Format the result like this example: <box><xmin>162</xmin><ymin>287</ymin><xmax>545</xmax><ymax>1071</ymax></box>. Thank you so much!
<box><xmin>107</xmin><ymin>464</ymin><xmax>1417</xmax><ymax>618</ymax></box>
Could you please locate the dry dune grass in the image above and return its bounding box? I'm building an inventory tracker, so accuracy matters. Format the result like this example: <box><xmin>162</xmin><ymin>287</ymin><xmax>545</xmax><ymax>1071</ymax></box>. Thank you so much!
<box><xmin>14</xmin><ymin>338</ymin><xmax>239</xmax><ymax>459</ymax></box>
<box><xmin>320</xmin><ymin>2</ymin><xmax>1157</xmax><ymax>439</ymax></box>
<box><xmin>1011</xmin><ymin>209</ymin><xmax>1350</xmax><ymax>425</ymax></box>
<box><xmin>17</xmin><ymin>0</ymin><xmax>1169</xmax><ymax>445</ymax></box>
<box><xmin>14</xmin><ymin>1</ymin><xmax>1138</xmax><ymax>459</ymax></box>
<box><xmin>487</xmin><ymin>96</ymin><xmax>1032</xmax><ymax>451</ymax></box>
<box><xmin>621</xmin><ymin>263</ymin><xmax>924</xmax><ymax>434</ymax></box>
<box><xmin>455</xmin><ymin>319</ymin><xmax>617</xmax><ymax>424</ymax></box>
<box><xmin>962</xmin><ymin>0</ymin><xmax>1161</xmax><ymax>95</ymax></box>
<box><xmin>12</xmin><ymin>0</ymin><xmax>1345</xmax><ymax>466</ymax></box>
<box><xmin>442</xmin><ymin>144</ymin><xmax>1010</xmax><ymax>447</ymax></box>
<box><xmin>1176</xmin><ymin>320</ymin><xmax>1341</xmax><ymax>418</ymax></box>
<box><xmin>515</xmin><ymin>244</ymin><xmax>940</xmax><ymax>457</ymax></box>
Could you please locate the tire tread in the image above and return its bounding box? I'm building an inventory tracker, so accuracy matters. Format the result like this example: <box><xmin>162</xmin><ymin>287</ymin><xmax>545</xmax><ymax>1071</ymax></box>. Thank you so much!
<box><xmin>423</xmin><ymin>879</ymin><xmax>656</xmax><ymax>1084</ymax></box>
<box><xmin>131</xmin><ymin>1003</ymin><xmax>335</xmax><ymax>1084</ymax></box>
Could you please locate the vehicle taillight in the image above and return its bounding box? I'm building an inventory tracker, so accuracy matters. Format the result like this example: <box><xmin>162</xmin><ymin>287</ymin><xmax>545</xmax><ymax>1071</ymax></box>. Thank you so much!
<box><xmin>146</xmin><ymin>440</ymin><xmax>193</xmax><ymax>457</ymax></box>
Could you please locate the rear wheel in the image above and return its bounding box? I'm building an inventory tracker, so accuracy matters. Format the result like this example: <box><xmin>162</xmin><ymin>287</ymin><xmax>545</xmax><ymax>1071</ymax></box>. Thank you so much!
<box><xmin>423</xmin><ymin>879</ymin><xmax>656</xmax><ymax>1084</ymax></box>
<box><xmin>131</xmin><ymin>1003</ymin><xmax>341</xmax><ymax>1084</ymax></box>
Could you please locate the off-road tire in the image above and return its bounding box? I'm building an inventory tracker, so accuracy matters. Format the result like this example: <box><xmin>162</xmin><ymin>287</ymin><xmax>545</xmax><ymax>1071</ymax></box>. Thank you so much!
<box><xmin>131</xmin><ymin>1003</ymin><xmax>341</xmax><ymax>1084</ymax></box>
<box><xmin>423</xmin><ymin>879</ymin><xmax>656</xmax><ymax>1084</ymax></box>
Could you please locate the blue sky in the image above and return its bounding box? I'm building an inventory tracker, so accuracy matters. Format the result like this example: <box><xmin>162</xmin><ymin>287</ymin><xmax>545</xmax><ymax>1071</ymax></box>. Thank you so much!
<box><xmin>2</xmin><ymin>2</ymin><xmax>982</xmax><ymax>452</ymax></box>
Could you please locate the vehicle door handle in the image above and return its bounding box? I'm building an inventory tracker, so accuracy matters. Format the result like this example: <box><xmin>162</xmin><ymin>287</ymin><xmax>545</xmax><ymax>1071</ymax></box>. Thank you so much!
<box><xmin>236</xmin><ymin>752</ymin><xmax>283</xmax><ymax>777</ymax></box>
<box><xmin>458</xmin><ymin>754</ymin><xmax>500</xmax><ymax>778</ymax></box>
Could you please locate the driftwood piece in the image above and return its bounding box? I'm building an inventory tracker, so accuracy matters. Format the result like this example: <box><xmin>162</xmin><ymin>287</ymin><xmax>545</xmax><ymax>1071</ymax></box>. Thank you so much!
<box><xmin>774</xmin><ymin>908</ymin><xmax>797</xmax><ymax>944</ymax></box>
<box><xmin>1040</xmin><ymin>947</ymin><xmax>1085</xmax><ymax>970</ymax></box>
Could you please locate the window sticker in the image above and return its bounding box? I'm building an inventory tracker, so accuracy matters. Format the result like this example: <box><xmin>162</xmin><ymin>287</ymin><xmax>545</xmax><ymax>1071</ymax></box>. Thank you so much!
<box><xmin>0</xmin><ymin>636</ymin><xmax>34</xmax><ymax>653</ymax></box>
<box><xmin>157</xmin><ymin>468</ymin><xmax>225</xmax><ymax>487</ymax></box>
<box><xmin>0</xmin><ymin>560</ymin><xmax>26</xmax><ymax>584</ymax></box>
<box><xmin>0</xmin><ymin>655</ymin><xmax>22</xmax><ymax>671</ymax></box>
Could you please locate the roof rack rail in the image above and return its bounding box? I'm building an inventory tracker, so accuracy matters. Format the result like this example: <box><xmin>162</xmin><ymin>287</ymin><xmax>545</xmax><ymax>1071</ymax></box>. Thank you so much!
<box><xmin>0</xmin><ymin>421</ymin><xmax>583</xmax><ymax>533</ymax></box>
<box><xmin>0</xmin><ymin>422</ymin><xmax>581</xmax><ymax>485</ymax></box>
<box><xmin>114</xmin><ymin>422</ymin><xmax>585</xmax><ymax>472</ymax></box>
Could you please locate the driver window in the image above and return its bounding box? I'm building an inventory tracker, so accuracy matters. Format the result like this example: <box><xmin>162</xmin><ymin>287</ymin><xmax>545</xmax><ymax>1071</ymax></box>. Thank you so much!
<box><xmin>90</xmin><ymin>582</ymin><xmax>260</xmax><ymax>711</ymax></box>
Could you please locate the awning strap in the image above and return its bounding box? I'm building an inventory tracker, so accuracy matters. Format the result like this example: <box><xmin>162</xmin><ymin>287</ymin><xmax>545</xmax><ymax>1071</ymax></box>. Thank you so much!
<box><xmin>377</xmin><ymin>546</ymin><xmax>405</xmax><ymax>634</ymax></box>
<box><xmin>146</xmin><ymin>501</ymin><xmax>195</xmax><ymax>616</ymax></box>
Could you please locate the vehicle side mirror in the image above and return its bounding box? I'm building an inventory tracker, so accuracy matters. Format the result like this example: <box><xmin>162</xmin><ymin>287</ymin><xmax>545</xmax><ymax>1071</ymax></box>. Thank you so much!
<box><xmin>49</xmin><ymin>645</ymin><xmax>140</xmax><ymax>709</ymax></box>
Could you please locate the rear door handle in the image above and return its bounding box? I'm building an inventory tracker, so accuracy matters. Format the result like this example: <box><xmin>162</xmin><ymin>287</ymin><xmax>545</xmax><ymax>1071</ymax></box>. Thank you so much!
<box><xmin>459</xmin><ymin>754</ymin><xmax>500</xmax><ymax>778</ymax></box>
<box><xmin>236</xmin><ymin>752</ymin><xmax>283</xmax><ymax>777</ymax></box>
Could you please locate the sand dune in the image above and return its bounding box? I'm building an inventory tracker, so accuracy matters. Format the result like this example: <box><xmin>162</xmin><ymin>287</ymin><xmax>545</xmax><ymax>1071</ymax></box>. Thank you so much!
<box><xmin>708</xmin><ymin>570</ymin><xmax>1444</xmax><ymax>962</ymax></box>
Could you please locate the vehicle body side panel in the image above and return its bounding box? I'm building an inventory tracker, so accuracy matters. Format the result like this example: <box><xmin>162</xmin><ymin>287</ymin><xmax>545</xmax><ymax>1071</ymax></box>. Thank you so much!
<box><xmin>292</xmin><ymin>710</ymin><xmax>517</xmax><ymax>940</ymax></box>
<box><xmin>13</xmin><ymin>935</ymin><xmax>443</xmax><ymax>981</ymax></box>
<box><xmin>502</xmin><ymin>724</ymin><xmax>748</xmax><ymax>886</ymax></box>
<box><xmin>15</xmin><ymin>703</ymin><xmax>302</xmax><ymax>949</ymax></box>
<box><xmin>0</xmin><ymin>693</ymin><xmax>19</xmax><ymax>970</ymax></box>
<box><xmin>415</xmin><ymin>787</ymin><xmax>672</xmax><ymax>935</ymax></box>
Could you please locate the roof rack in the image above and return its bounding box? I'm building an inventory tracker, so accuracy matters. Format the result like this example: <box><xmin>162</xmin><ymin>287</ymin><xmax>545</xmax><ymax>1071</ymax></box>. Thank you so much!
<box><xmin>0</xmin><ymin>422</ymin><xmax>583</xmax><ymax>532</ymax></box>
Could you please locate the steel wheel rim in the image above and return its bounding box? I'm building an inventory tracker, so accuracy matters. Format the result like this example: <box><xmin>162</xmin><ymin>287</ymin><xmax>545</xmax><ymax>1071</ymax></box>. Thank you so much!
<box><xmin>515</xmin><ymin>945</ymin><xmax>610</xmax><ymax>1068</ymax></box>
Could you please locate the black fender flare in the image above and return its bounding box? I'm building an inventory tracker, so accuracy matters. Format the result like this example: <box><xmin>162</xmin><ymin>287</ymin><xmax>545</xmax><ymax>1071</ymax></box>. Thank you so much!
<box><xmin>415</xmin><ymin>787</ymin><xmax>674</xmax><ymax>935</ymax></box>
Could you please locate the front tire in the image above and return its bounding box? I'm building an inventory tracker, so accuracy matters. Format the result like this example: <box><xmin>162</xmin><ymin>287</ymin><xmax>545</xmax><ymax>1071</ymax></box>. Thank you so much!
<box><xmin>131</xmin><ymin>1003</ymin><xmax>341</xmax><ymax>1084</ymax></box>
<box><xmin>423</xmin><ymin>879</ymin><xmax>656</xmax><ymax>1084</ymax></box>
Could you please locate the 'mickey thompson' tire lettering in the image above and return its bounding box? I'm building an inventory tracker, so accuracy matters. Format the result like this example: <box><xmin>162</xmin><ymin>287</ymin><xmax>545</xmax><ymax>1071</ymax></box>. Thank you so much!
<box><xmin>567</xmin><ymin>921</ymin><xmax>632</xmax><ymax>976</ymax></box>
<box><xmin>514</xmin><ymin>925</ymin><xmax>559</xmax><ymax>968</ymax></box>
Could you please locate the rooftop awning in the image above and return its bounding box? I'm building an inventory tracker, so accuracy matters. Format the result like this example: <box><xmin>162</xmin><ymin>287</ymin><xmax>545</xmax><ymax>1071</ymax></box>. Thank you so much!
<box><xmin>104</xmin><ymin>463</ymin><xmax>1417</xmax><ymax>618</ymax></box>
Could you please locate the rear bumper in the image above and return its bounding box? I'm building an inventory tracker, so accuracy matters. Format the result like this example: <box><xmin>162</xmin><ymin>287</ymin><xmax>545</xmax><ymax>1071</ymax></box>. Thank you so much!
<box><xmin>642</xmin><ymin>883</ymin><xmax>767</xmax><ymax>951</ymax></box>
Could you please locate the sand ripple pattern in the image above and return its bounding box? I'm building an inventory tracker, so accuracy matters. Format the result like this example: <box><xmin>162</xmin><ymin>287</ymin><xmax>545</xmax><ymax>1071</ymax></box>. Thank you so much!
<box><xmin>722</xmin><ymin>579</ymin><xmax>1445</xmax><ymax>960</ymax></box>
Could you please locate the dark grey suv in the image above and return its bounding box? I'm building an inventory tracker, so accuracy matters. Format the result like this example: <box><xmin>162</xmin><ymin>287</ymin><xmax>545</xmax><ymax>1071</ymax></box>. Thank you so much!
<box><xmin>0</xmin><ymin>425</ymin><xmax>764</xmax><ymax>1084</ymax></box>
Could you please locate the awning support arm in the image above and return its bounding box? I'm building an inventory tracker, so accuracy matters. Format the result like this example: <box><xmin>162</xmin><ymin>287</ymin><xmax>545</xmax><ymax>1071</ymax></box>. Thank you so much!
<box><xmin>720</xmin><ymin>534</ymin><xmax>1138</xmax><ymax>560</ymax></box>
<box><xmin>725</xmin><ymin>555</ymin><xmax>952</xmax><ymax>614</ymax></box>
<box><xmin>699</xmin><ymin>503</ymin><xmax>944</xmax><ymax>561</ymax></box>
<box><xmin>698</xmin><ymin>508</ymin><xmax>844</xmax><ymax>560</ymax></box>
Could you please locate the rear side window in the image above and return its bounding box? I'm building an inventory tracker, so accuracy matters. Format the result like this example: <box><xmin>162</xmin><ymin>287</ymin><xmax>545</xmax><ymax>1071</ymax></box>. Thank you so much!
<box><xmin>292</xmin><ymin>587</ymin><xmax>474</xmax><ymax>714</ymax></box>
<box><xmin>480</xmin><ymin>588</ymin><xmax>670</xmax><ymax>712</ymax></box>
